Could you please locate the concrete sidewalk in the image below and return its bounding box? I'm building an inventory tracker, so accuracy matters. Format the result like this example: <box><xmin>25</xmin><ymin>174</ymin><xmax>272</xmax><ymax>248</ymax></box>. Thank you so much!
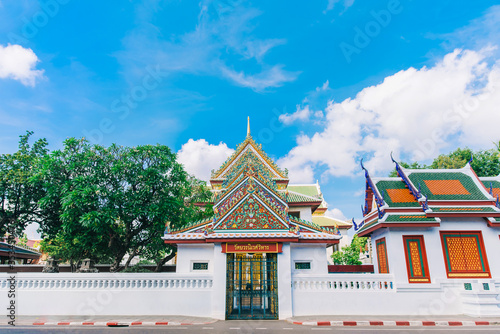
<box><xmin>1</xmin><ymin>315</ymin><xmax>218</xmax><ymax>327</ymax></box>
<box><xmin>288</xmin><ymin>315</ymin><xmax>500</xmax><ymax>327</ymax></box>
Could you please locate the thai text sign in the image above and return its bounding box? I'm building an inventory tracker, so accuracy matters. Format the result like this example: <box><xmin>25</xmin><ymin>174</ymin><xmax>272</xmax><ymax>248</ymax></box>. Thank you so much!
<box><xmin>223</xmin><ymin>243</ymin><xmax>281</xmax><ymax>253</ymax></box>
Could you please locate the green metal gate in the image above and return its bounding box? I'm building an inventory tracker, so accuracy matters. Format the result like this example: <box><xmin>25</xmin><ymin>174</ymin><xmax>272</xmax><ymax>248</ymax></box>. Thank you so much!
<box><xmin>225</xmin><ymin>253</ymin><xmax>278</xmax><ymax>320</ymax></box>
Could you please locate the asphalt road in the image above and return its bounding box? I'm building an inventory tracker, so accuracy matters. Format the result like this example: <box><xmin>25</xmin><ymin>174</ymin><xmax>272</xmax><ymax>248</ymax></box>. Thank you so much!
<box><xmin>1</xmin><ymin>321</ymin><xmax>500</xmax><ymax>334</ymax></box>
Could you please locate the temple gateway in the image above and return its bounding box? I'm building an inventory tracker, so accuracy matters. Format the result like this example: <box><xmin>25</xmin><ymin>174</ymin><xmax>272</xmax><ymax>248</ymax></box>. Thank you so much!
<box><xmin>163</xmin><ymin>121</ymin><xmax>344</xmax><ymax>320</ymax></box>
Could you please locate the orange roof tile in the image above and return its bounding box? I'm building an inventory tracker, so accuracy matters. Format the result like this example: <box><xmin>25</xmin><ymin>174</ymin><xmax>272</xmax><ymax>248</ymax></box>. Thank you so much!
<box><xmin>424</xmin><ymin>180</ymin><xmax>470</xmax><ymax>195</ymax></box>
<box><xmin>492</xmin><ymin>188</ymin><xmax>500</xmax><ymax>199</ymax></box>
<box><xmin>386</xmin><ymin>188</ymin><xmax>417</xmax><ymax>203</ymax></box>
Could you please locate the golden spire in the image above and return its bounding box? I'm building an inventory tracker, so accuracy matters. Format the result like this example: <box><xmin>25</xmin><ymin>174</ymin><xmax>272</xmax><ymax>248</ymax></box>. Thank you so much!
<box><xmin>247</xmin><ymin>116</ymin><xmax>251</xmax><ymax>137</ymax></box>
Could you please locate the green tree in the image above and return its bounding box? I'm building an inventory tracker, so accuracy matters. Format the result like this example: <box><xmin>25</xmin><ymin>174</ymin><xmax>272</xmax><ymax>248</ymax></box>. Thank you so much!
<box><xmin>389</xmin><ymin>148</ymin><xmax>500</xmax><ymax>177</ymax></box>
<box><xmin>332</xmin><ymin>235</ymin><xmax>368</xmax><ymax>265</ymax></box>
<box><xmin>142</xmin><ymin>175</ymin><xmax>213</xmax><ymax>271</ymax></box>
<box><xmin>36</xmin><ymin>138</ymin><xmax>114</xmax><ymax>269</ymax></box>
<box><xmin>0</xmin><ymin>131</ymin><xmax>48</xmax><ymax>238</ymax></box>
<box><xmin>18</xmin><ymin>233</ymin><xmax>28</xmax><ymax>247</ymax></box>
<box><xmin>37</xmin><ymin>138</ymin><xmax>212</xmax><ymax>272</ymax></box>
<box><xmin>388</xmin><ymin>162</ymin><xmax>426</xmax><ymax>177</ymax></box>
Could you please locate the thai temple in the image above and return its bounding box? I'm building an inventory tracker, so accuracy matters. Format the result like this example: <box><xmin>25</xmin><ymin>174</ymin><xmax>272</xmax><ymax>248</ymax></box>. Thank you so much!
<box><xmin>357</xmin><ymin>156</ymin><xmax>500</xmax><ymax>316</ymax></box>
<box><xmin>161</xmin><ymin>121</ymin><xmax>500</xmax><ymax>319</ymax></box>
<box><xmin>163</xmin><ymin>119</ymin><xmax>351</xmax><ymax>319</ymax></box>
<box><xmin>4</xmin><ymin>120</ymin><xmax>500</xmax><ymax>320</ymax></box>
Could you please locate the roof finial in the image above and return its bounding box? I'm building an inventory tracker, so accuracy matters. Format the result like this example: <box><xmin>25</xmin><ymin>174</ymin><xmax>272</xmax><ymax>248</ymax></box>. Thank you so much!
<box><xmin>468</xmin><ymin>152</ymin><xmax>473</xmax><ymax>165</ymax></box>
<box><xmin>247</xmin><ymin>116</ymin><xmax>251</xmax><ymax>137</ymax></box>
<box><xmin>390</xmin><ymin>151</ymin><xmax>397</xmax><ymax>164</ymax></box>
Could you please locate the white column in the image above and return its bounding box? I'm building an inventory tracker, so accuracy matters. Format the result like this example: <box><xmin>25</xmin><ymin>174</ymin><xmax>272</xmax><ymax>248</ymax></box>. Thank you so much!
<box><xmin>211</xmin><ymin>243</ymin><xmax>227</xmax><ymax>320</ymax></box>
<box><xmin>277</xmin><ymin>243</ymin><xmax>293</xmax><ymax>319</ymax></box>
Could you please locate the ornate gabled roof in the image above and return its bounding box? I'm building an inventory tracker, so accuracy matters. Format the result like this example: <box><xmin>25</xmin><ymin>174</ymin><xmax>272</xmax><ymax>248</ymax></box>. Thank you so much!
<box><xmin>357</xmin><ymin>158</ymin><xmax>500</xmax><ymax>237</ymax></box>
<box><xmin>164</xmin><ymin>123</ymin><xmax>340</xmax><ymax>244</ymax></box>
<box><xmin>211</xmin><ymin>135</ymin><xmax>288</xmax><ymax>181</ymax></box>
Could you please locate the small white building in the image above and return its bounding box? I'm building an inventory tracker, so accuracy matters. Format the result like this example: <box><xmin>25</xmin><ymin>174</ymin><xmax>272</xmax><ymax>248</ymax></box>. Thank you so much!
<box><xmin>357</xmin><ymin>159</ymin><xmax>500</xmax><ymax>316</ymax></box>
<box><xmin>164</xmin><ymin>128</ymin><xmax>343</xmax><ymax>320</ymax></box>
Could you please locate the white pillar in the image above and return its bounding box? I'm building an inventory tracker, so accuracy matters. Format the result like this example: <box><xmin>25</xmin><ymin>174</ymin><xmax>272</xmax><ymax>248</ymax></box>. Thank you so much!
<box><xmin>211</xmin><ymin>243</ymin><xmax>227</xmax><ymax>320</ymax></box>
<box><xmin>277</xmin><ymin>243</ymin><xmax>293</xmax><ymax>319</ymax></box>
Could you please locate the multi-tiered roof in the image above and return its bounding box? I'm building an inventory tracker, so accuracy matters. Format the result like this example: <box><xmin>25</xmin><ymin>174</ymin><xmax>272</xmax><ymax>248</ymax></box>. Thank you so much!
<box><xmin>163</xmin><ymin>122</ymin><xmax>341</xmax><ymax>244</ymax></box>
<box><xmin>357</xmin><ymin>157</ymin><xmax>500</xmax><ymax>236</ymax></box>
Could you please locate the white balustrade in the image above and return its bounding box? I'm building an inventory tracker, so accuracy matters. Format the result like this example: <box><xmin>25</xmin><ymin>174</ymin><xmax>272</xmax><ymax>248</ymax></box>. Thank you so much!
<box><xmin>293</xmin><ymin>274</ymin><xmax>395</xmax><ymax>291</ymax></box>
<box><xmin>0</xmin><ymin>273</ymin><xmax>213</xmax><ymax>291</ymax></box>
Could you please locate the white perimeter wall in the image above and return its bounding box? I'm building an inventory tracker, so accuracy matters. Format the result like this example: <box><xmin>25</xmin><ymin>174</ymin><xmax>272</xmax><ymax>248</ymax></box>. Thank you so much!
<box><xmin>0</xmin><ymin>273</ymin><xmax>213</xmax><ymax>317</ymax></box>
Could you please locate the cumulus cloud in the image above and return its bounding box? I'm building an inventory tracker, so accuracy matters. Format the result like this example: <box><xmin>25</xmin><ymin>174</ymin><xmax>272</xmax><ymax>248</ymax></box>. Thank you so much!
<box><xmin>279</xmin><ymin>105</ymin><xmax>313</xmax><ymax>125</ymax></box>
<box><xmin>326</xmin><ymin>208</ymin><xmax>348</xmax><ymax>221</ymax></box>
<box><xmin>177</xmin><ymin>139</ymin><xmax>234</xmax><ymax>181</ymax></box>
<box><xmin>279</xmin><ymin>48</ymin><xmax>500</xmax><ymax>181</ymax></box>
<box><xmin>0</xmin><ymin>44</ymin><xmax>44</xmax><ymax>86</ymax></box>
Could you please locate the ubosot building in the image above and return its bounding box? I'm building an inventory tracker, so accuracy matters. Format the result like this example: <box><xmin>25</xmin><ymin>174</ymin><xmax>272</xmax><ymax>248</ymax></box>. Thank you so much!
<box><xmin>357</xmin><ymin>157</ymin><xmax>500</xmax><ymax>316</ymax></box>
<box><xmin>163</xmin><ymin>121</ymin><xmax>346</xmax><ymax>320</ymax></box>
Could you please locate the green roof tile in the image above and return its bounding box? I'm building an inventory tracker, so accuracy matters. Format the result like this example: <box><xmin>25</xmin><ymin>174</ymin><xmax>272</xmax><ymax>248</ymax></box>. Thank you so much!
<box><xmin>430</xmin><ymin>207</ymin><xmax>496</xmax><ymax>212</ymax></box>
<box><xmin>286</xmin><ymin>191</ymin><xmax>321</xmax><ymax>203</ymax></box>
<box><xmin>408</xmin><ymin>172</ymin><xmax>488</xmax><ymax>201</ymax></box>
<box><xmin>384</xmin><ymin>214</ymin><xmax>438</xmax><ymax>222</ymax></box>
<box><xmin>481</xmin><ymin>180</ymin><xmax>500</xmax><ymax>189</ymax></box>
<box><xmin>287</xmin><ymin>185</ymin><xmax>319</xmax><ymax>197</ymax></box>
<box><xmin>375</xmin><ymin>180</ymin><xmax>421</xmax><ymax>207</ymax></box>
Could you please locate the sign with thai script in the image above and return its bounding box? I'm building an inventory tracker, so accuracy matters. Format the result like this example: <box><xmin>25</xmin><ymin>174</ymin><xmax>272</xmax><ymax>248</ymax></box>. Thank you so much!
<box><xmin>222</xmin><ymin>243</ymin><xmax>281</xmax><ymax>253</ymax></box>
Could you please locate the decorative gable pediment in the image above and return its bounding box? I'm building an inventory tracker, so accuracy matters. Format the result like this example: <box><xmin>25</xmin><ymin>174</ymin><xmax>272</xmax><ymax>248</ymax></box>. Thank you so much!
<box><xmin>214</xmin><ymin>175</ymin><xmax>289</xmax><ymax>230</ymax></box>
<box><xmin>211</xmin><ymin>136</ymin><xmax>287</xmax><ymax>183</ymax></box>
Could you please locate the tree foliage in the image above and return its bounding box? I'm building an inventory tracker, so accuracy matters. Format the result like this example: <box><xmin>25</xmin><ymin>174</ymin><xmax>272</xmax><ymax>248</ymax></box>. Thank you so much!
<box><xmin>0</xmin><ymin>131</ymin><xmax>48</xmax><ymax>237</ymax></box>
<box><xmin>35</xmin><ymin>137</ymin><xmax>212</xmax><ymax>271</ymax></box>
<box><xmin>331</xmin><ymin>235</ymin><xmax>368</xmax><ymax>265</ymax></box>
<box><xmin>389</xmin><ymin>148</ymin><xmax>500</xmax><ymax>177</ymax></box>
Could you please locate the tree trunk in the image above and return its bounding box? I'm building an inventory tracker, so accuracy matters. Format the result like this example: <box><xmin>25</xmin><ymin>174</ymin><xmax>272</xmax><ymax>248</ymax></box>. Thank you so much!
<box><xmin>154</xmin><ymin>247</ymin><xmax>177</xmax><ymax>272</ymax></box>
<box><xmin>110</xmin><ymin>253</ymin><xmax>126</xmax><ymax>273</ymax></box>
<box><xmin>123</xmin><ymin>250</ymin><xmax>139</xmax><ymax>271</ymax></box>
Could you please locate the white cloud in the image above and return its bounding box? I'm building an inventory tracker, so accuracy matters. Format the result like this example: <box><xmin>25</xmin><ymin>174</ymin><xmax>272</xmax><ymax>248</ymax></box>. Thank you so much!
<box><xmin>279</xmin><ymin>105</ymin><xmax>313</xmax><ymax>125</ymax></box>
<box><xmin>318</xmin><ymin>80</ymin><xmax>330</xmax><ymax>91</ymax></box>
<box><xmin>325</xmin><ymin>0</ymin><xmax>356</xmax><ymax>13</ymax></box>
<box><xmin>118</xmin><ymin>1</ymin><xmax>298</xmax><ymax>92</ymax></box>
<box><xmin>326</xmin><ymin>208</ymin><xmax>348</xmax><ymax>221</ymax></box>
<box><xmin>442</xmin><ymin>5</ymin><xmax>500</xmax><ymax>55</ymax></box>
<box><xmin>177</xmin><ymin>139</ymin><xmax>234</xmax><ymax>181</ymax></box>
<box><xmin>0</xmin><ymin>44</ymin><xmax>44</xmax><ymax>86</ymax></box>
<box><xmin>221</xmin><ymin>64</ymin><xmax>298</xmax><ymax>91</ymax></box>
<box><xmin>279</xmin><ymin>48</ymin><xmax>500</xmax><ymax>180</ymax></box>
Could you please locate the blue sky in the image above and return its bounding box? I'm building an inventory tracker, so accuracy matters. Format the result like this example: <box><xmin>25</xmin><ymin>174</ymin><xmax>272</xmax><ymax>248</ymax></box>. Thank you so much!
<box><xmin>1</xmin><ymin>0</ymin><xmax>500</xmax><ymax>230</ymax></box>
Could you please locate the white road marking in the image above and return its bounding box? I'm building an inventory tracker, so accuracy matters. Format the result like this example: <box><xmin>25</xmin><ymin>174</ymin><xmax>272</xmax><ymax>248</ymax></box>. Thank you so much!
<box><xmin>203</xmin><ymin>327</ymin><xmax>214</xmax><ymax>329</ymax></box>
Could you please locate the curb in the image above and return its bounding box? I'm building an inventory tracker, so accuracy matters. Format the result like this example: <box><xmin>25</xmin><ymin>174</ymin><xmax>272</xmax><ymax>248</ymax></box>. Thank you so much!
<box><xmin>7</xmin><ymin>321</ymin><xmax>216</xmax><ymax>327</ymax></box>
<box><xmin>287</xmin><ymin>320</ymin><xmax>500</xmax><ymax>327</ymax></box>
